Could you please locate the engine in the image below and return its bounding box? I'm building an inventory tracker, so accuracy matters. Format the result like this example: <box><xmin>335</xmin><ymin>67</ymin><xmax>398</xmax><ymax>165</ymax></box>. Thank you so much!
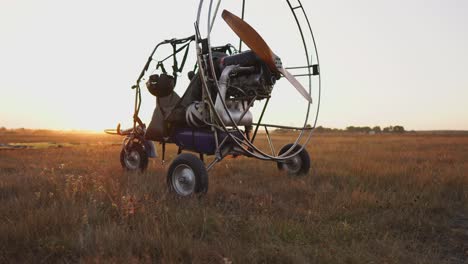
<box><xmin>187</xmin><ymin>50</ymin><xmax>280</xmax><ymax>128</ymax></box>
<box><xmin>220</xmin><ymin>51</ymin><xmax>279</xmax><ymax>100</ymax></box>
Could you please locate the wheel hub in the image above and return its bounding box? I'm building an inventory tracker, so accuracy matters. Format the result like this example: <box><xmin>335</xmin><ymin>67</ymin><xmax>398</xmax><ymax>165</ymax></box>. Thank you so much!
<box><xmin>285</xmin><ymin>155</ymin><xmax>302</xmax><ymax>174</ymax></box>
<box><xmin>172</xmin><ymin>164</ymin><xmax>196</xmax><ymax>196</ymax></box>
<box><xmin>124</xmin><ymin>150</ymin><xmax>141</xmax><ymax>170</ymax></box>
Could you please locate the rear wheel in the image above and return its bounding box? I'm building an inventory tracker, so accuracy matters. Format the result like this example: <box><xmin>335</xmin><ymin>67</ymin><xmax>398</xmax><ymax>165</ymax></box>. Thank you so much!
<box><xmin>167</xmin><ymin>153</ymin><xmax>208</xmax><ymax>197</ymax></box>
<box><xmin>277</xmin><ymin>144</ymin><xmax>310</xmax><ymax>176</ymax></box>
<box><xmin>120</xmin><ymin>143</ymin><xmax>149</xmax><ymax>172</ymax></box>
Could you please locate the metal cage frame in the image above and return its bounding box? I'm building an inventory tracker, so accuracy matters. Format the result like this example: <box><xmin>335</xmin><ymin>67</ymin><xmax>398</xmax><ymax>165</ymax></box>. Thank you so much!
<box><xmin>194</xmin><ymin>0</ymin><xmax>322</xmax><ymax>169</ymax></box>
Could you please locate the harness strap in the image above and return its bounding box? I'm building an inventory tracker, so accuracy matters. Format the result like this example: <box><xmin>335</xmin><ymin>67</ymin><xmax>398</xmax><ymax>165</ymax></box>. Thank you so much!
<box><xmin>171</xmin><ymin>43</ymin><xmax>178</xmax><ymax>83</ymax></box>
<box><xmin>156</xmin><ymin>62</ymin><xmax>167</xmax><ymax>75</ymax></box>
<box><xmin>178</xmin><ymin>43</ymin><xmax>191</xmax><ymax>74</ymax></box>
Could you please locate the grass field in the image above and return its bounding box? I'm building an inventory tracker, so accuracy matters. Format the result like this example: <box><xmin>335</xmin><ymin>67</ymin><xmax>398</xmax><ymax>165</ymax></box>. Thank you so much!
<box><xmin>0</xmin><ymin>131</ymin><xmax>467</xmax><ymax>263</ymax></box>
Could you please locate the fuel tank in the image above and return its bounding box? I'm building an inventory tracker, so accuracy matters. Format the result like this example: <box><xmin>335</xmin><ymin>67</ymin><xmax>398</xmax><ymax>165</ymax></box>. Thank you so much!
<box><xmin>173</xmin><ymin>128</ymin><xmax>243</xmax><ymax>155</ymax></box>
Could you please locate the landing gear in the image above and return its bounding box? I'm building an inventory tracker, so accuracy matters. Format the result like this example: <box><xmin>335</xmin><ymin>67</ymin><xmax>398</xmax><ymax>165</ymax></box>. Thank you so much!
<box><xmin>120</xmin><ymin>143</ymin><xmax>149</xmax><ymax>172</ymax></box>
<box><xmin>277</xmin><ymin>144</ymin><xmax>310</xmax><ymax>176</ymax></box>
<box><xmin>167</xmin><ymin>153</ymin><xmax>209</xmax><ymax>197</ymax></box>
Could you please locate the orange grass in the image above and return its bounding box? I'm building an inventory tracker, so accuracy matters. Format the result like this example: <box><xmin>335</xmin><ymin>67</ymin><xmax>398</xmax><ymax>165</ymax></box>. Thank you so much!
<box><xmin>0</xmin><ymin>131</ymin><xmax>467</xmax><ymax>263</ymax></box>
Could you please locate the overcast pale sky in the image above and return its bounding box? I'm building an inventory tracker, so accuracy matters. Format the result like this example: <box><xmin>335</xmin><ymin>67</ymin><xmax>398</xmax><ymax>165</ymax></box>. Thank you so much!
<box><xmin>1</xmin><ymin>0</ymin><xmax>467</xmax><ymax>131</ymax></box>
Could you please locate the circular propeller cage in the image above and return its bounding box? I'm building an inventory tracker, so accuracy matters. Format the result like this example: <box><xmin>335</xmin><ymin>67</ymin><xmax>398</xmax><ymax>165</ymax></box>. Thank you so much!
<box><xmin>195</xmin><ymin>0</ymin><xmax>321</xmax><ymax>161</ymax></box>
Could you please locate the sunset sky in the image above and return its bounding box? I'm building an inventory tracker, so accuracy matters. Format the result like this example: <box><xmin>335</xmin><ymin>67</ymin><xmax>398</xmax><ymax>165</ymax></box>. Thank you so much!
<box><xmin>1</xmin><ymin>0</ymin><xmax>467</xmax><ymax>131</ymax></box>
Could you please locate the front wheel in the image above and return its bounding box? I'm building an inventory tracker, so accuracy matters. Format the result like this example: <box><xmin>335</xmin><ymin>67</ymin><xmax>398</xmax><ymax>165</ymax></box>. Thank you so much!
<box><xmin>167</xmin><ymin>153</ymin><xmax>208</xmax><ymax>197</ymax></box>
<box><xmin>277</xmin><ymin>144</ymin><xmax>310</xmax><ymax>176</ymax></box>
<box><xmin>120</xmin><ymin>143</ymin><xmax>149</xmax><ymax>172</ymax></box>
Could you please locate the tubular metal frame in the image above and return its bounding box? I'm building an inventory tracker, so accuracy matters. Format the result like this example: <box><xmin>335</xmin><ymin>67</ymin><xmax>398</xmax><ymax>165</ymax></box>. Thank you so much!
<box><xmin>195</xmin><ymin>0</ymin><xmax>322</xmax><ymax>163</ymax></box>
<box><xmin>131</xmin><ymin>36</ymin><xmax>195</xmax><ymax>130</ymax></box>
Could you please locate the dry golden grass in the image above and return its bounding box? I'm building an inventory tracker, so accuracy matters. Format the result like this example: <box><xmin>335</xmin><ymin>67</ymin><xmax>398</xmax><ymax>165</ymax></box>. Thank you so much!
<box><xmin>0</xmin><ymin>131</ymin><xmax>467</xmax><ymax>263</ymax></box>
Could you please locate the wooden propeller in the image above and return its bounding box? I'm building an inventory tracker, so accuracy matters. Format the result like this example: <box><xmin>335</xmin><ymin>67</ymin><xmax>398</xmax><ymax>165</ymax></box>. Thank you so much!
<box><xmin>222</xmin><ymin>9</ymin><xmax>312</xmax><ymax>103</ymax></box>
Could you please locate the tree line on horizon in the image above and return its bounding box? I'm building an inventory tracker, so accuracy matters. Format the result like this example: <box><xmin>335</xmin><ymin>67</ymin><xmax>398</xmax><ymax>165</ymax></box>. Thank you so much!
<box><xmin>273</xmin><ymin>125</ymin><xmax>407</xmax><ymax>134</ymax></box>
<box><xmin>313</xmin><ymin>125</ymin><xmax>406</xmax><ymax>134</ymax></box>
<box><xmin>1</xmin><ymin>126</ymin><xmax>407</xmax><ymax>135</ymax></box>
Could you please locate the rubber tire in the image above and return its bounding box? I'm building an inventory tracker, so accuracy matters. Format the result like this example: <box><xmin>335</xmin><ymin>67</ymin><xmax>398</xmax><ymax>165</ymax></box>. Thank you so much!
<box><xmin>167</xmin><ymin>153</ymin><xmax>208</xmax><ymax>196</ymax></box>
<box><xmin>277</xmin><ymin>143</ymin><xmax>310</xmax><ymax>176</ymax></box>
<box><xmin>120</xmin><ymin>143</ymin><xmax>149</xmax><ymax>172</ymax></box>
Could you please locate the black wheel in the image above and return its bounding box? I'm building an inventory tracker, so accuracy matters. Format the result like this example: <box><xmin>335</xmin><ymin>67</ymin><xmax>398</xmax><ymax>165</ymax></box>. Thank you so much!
<box><xmin>120</xmin><ymin>143</ymin><xmax>149</xmax><ymax>172</ymax></box>
<box><xmin>277</xmin><ymin>144</ymin><xmax>310</xmax><ymax>176</ymax></box>
<box><xmin>167</xmin><ymin>153</ymin><xmax>208</xmax><ymax>197</ymax></box>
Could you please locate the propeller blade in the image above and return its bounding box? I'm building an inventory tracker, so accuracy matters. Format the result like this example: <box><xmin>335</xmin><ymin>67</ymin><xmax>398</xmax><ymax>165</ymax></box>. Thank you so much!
<box><xmin>222</xmin><ymin>9</ymin><xmax>312</xmax><ymax>103</ymax></box>
<box><xmin>278</xmin><ymin>68</ymin><xmax>313</xmax><ymax>103</ymax></box>
<box><xmin>222</xmin><ymin>10</ymin><xmax>277</xmax><ymax>72</ymax></box>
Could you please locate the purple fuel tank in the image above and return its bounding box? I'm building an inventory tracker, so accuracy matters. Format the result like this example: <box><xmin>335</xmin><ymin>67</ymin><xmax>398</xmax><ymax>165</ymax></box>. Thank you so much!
<box><xmin>173</xmin><ymin>128</ymin><xmax>242</xmax><ymax>155</ymax></box>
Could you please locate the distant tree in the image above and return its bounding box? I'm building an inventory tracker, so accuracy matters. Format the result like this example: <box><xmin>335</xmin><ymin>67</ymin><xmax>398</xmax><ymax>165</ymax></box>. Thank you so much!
<box><xmin>315</xmin><ymin>126</ymin><xmax>324</xmax><ymax>133</ymax></box>
<box><xmin>346</xmin><ymin>126</ymin><xmax>356</xmax><ymax>133</ymax></box>
<box><xmin>372</xmin><ymin>126</ymin><xmax>382</xmax><ymax>133</ymax></box>
<box><xmin>0</xmin><ymin>126</ymin><xmax>6</xmax><ymax>131</ymax></box>
<box><xmin>382</xmin><ymin>126</ymin><xmax>405</xmax><ymax>133</ymax></box>
<box><xmin>393</xmin><ymin>126</ymin><xmax>405</xmax><ymax>133</ymax></box>
<box><xmin>346</xmin><ymin>126</ymin><xmax>373</xmax><ymax>133</ymax></box>
<box><xmin>362</xmin><ymin>126</ymin><xmax>372</xmax><ymax>133</ymax></box>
